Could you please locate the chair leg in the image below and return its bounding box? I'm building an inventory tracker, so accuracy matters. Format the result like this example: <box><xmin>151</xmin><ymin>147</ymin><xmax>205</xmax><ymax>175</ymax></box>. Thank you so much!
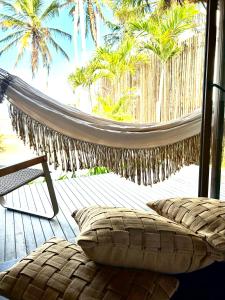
<box><xmin>0</xmin><ymin>164</ymin><xmax>59</xmax><ymax>220</ymax></box>
<box><xmin>42</xmin><ymin>160</ymin><xmax>59</xmax><ymax>218</ymax></box>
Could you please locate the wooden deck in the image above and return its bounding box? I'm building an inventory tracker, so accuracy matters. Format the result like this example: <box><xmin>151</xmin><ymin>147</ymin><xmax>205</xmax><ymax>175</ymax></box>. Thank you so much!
<box><xmin>1</xmin><ymin>164</ymin><xmax>225</xmax><ymax>263</ymax></box>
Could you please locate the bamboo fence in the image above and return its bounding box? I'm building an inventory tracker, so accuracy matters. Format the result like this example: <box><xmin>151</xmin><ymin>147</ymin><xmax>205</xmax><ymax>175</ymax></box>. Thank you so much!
<box><xmin>96</xmin><ymin>33</ymin><xmax>205</xmax><ymax>123</ymax></box>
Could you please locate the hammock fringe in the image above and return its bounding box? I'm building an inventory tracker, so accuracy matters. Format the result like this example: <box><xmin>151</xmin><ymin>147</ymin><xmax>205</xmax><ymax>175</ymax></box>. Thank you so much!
<box><xmin>9</xmin><ymin>104</ymin><xmax>200</xmax><ymax>186</ymax></box>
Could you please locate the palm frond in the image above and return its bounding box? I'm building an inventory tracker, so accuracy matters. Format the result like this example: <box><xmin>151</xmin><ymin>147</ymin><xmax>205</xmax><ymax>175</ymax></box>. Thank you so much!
<box><xmin>0</xmin><ymin>30</ymin><xmax>24</xmax><ymax>44</ymax></box>
<box><xmin>0</xmin><ymin>0</ymin><xmax>71</xmax><ymax>77</ymax></box>
<box><xmin>93</xmin><ymin>0</ymin><xmax>109</xmax><ymax>23</ymax></box>
<box><xmin>39</xmin><ymin>40</ymin><xmax>51</xmax><ymax>72</ymax></box>
<box><xmin>68</xmin><ymin>67</ymin><xmax>90</xmax><ymax>88</ymax></box>
<box><xmin>48</xmin><ymin>27</ymin><xmax>72</xmax><ymax>40</ymax></box>
<box><xmin>16</xmin><ymin>0</ymin><xmax>32</xmax><ymax>18</ymax></box>
<box><xmin>0</xmin><ymin>36</ymin><xmax>22</xmax><ymax>56</ymax></box>
<box><xmin>0</xmin><ymin>1</ymin><xmax>17</xmax><ymax>14</ymax></box>
<box><xmin>127</xmin><ymin>2</ymin><xmax>199</xmax><ymax>62</ymax></box>
<box><xmin>14</xmin><ymin>40</ymin><xmax>28</xmax><ymax>67</ymax></box>
<box><xmin>69</xmin><ymin>5</ymin><xmax>76</xmax><ymax>17</ymax></box>
<box><xmin>33</xmin><ymin>0</ymin><xmax>43</xmax><ymax>15</ymax></box>
<box><xmin>48</xmin><ymin>36</ymin><xmax>70</xmax><ymax>61</ymax></box>
<box><xmin>40</xmin><ymin>0</ymin><xmax>59</xmax><ymax>21</ymax></box>
<box><xmin>59</xmin><ymin>1</ymin><xmax>76</xmax><ymax>17</ymax></box>
<box><xmin>0</xmin><ymin>14</ymin><xmax>27</xmax><ymax>29</ymax></box>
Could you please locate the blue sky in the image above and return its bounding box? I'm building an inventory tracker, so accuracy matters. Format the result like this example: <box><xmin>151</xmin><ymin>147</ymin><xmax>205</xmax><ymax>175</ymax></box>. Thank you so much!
<box><xmin>0</xmin><ymin>1</ymin><xmax>111</xmax><ymax>105</ymax></box>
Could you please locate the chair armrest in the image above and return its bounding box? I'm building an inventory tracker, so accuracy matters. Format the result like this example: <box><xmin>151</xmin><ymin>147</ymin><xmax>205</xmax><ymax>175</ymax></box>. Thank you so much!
<box><xmin>0</xmin><ymin>155</ymin><xmax>47</xmax><ymax>177</ymax></box>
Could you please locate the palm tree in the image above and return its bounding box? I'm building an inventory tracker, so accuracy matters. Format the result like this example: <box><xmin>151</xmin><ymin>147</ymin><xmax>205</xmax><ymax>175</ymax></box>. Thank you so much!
<box><xmin>105</xmin><ymin>0</ymin><xmax>205</xmax><ymax>47</ymax></box>
<box><xmin>68</xmin><ymin>65</ymin><xmax>95</xmax><ymax>108</ymax></box>
<box><xmin>90</xmin><ymin>37</ymin><xmax>148</xmax><ymax>81</ymax></box>
<box><xmin>63</xmin><ymin>0</ymin><xmax>109</xmax><ymax>66</ymax></box>
<box><xmin>104</xmin><ymin>0</ymin><xmax>145</xmax><ymax>47</ymax></box>
<box><xmin>0</xmin><ymin>0</ymin><xmax>72</xmax><ymax>77</ymax></box>
<box><xmin>69</xmin><ymin>37</ymin><xmax>148</xmax><ymax>87</ymax></box>
<box><xmin>129</xmin><ymin>2</ymin><xmax>199</xmax><ymax>121</ymax></box>
<box><xmin>68</xmin><ymin>37</ymin><xmax>147</xmax><ymax>109</ymax></box>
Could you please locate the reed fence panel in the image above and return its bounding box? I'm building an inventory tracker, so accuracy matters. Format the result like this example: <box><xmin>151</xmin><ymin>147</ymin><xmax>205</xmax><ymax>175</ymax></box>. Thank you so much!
<box><xmin>96</xmin><ymin>34</ymin><xmax>205</xmax><ymax>123</ymax></box>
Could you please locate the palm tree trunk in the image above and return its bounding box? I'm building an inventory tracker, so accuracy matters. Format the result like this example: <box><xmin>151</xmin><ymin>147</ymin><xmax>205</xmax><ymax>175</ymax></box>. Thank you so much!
<box><xmin>73</xmin><ymin>1</ymin><xmax>79</xmax><ymax>67</ymax></box>
<box><xmin>78</xmin><ymin>0</ymin><xmax>86</xmax><ymax>65</ymax></box>
<box><xmin>96</xmin><ymin>9</ymin><xmax>100</xmax><ymax>47</ymax></box>
<box><xmin>156</xmin><ymin>64</ymin><xmax>165</xmax><ymax>122</ymax></box>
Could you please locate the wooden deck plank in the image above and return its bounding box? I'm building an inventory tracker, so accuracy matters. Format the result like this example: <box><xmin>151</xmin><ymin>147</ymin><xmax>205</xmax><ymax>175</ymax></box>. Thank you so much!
<box><xmin>4</xmin><ymin>209</ymin><xmax>16</xmax><ymax>261</ymax></box>
<box><xmin>57</xmin><ymin>179</ymin><xmax>87</xmax><ymax>210</ymax></box>
<box><xmin>20</xmin><ymin>214</ymin><xmax>37</xmax><ymax>255</ymax></box>
<box><xmin>22</xmin><ymin>185</ymin><xmax>46</xmax><ymax>247</ymax></box>
<box><xmin>86</xmin><ymin>175</ymin><xmax>148</xmax><ymax>209</ymax></box>
<box><xmin>17</xmin><ymin>187</ymin><xmax>37</xmax><ymax>255</ymax></box>
<box><xmin>48</xmin><ymin>183</ymin><xmax>77</xmax><ymax>241</ymax></box>
<box><xmin>53</xmin><ymin>181</ymin><xmax>83</xmax><ymax>242</ymax></box>
<box><xmin>70</xmin><ymin>177</ymin><xmax>109</xmax><ymax>207</ymax></box>
<box><xmin>1</xmin><ymin>165</ymin><xmax>223</xmax><ymax>263</ymax></box>
<box><xmin>33</xmin><ymin>183</ymin><xmax>64</xmax><ymax>240</ymax></box>
<box><xmin>74</xmin><ymin>177</ymin><xmax>115</xmax><ymax>206</ymax></box>
<box><xmin>95</xmin><ymin>174</ymin><xmax>153</xmax><ymax>209</ymax></box>
<box><xmin>13</xmin><ymin>211</ymin><xmax>27</xmax><ymax>259</ymax></box>
<box><xmin>75</xmin><ymin>176</ymin><xmax>120</xmax><ymax>207</ymax></box>
<box><xmin>14</xmin><ymin>188</ymin><xmax>36</xmax><ymax>259</ymax></box>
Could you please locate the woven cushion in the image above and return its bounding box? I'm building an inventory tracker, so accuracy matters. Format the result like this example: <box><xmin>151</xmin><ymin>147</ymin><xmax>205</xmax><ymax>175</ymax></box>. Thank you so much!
<box><xmin>72</xmin><ymin>206</ymin><xmax>223</xmax><ymax>274</ymax></box>
<box><xmin>147</xmin><ymin>197</ymin><xmax>225</xmax><ymax>251</ymax></box>
<box><xmin>0</xmin><ymin>238</ymin><xmax>179</xmax><ymax>300</ymax></box>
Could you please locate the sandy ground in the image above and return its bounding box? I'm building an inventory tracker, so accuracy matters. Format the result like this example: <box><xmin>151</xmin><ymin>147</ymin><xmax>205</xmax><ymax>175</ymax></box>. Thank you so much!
<box><xmin>0</xmin><ymin>134</ymin><xmax>35</xmax><ymax>165</ymax></box>
<box><xmin>0</xmin><ymin>104</ymin><xmax>68</xmax><ymax>179</ymax></box>
<box><xmin>0</xmin><ymin>102</ymin><xmax>35</xmax><ymax>165</ymax></box>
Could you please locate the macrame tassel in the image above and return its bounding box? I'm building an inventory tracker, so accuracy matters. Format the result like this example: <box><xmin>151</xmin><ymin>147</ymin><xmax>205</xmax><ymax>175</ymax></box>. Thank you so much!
<box><xmin>9</xmin><ymin>103</ymin><xmax>200</xmax><ymax>186</ymax></box>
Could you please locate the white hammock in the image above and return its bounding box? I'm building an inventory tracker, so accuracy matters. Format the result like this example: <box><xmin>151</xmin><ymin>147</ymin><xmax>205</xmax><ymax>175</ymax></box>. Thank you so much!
<box><xmin>0</xmin><ymin>68</ymin><xmax>201</xmax><ymax>185</ymax></box>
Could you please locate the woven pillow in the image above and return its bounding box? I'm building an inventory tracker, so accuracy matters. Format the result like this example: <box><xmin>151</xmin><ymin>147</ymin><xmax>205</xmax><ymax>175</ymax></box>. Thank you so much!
<box><xmin>72</xmin><ymin>206</ymin><xmax>223</xmax><ymax>274</ymax></box>
<box><xmin>147</xmin><ymin>197</ymin><xmax>225</xmax><ymax>251</ymax></box>
<box><xmin>0</xmin><ymin>238</ymin><xmax>179</xmax><ymax>300</ymax></box>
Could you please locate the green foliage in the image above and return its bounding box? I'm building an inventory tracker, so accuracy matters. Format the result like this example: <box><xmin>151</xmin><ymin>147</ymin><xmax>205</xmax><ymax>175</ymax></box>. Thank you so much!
<box><xmin>57</xmin><ymin>174</ymin><xmax>69</xmax><ymax>181</ymax></box>
<box><xmin>91</xmin><ymin>38</ymin><xmax>148</xmax><ymax>80</ymax></box>
<box><xmin>128</xmin><ymin>2</ymin><xmax>199</xmax><ymax>62</ymax></box>
<box><xmin>86</xmin><ymin>166</ymin><xmax>110</xmax><ymax>176</ymax></box>
<box><xmin>104</xmin><ymin>0</ymin><xmax>150</xmax><ymax>47</ymax></box>
<box><xmin>68</xmin><ymin>37</ymin><xmax>148</xmax><ymax>89</ymax></box>
<box><xmin>68</xmin><ymin>67</ymin><xmax>92</xmax><ymax>89</ymax></box>
<box><xmin>68</xmin><ymin>1</ymin><xmax>200</xmax><ymax>124</ymax></box>
<box><xmin>92</xmin><ymin>90</ymin><xmax>134</xmax><ymax>122</ymax></box>
<box><xmin>0</xmin><ymin>0</ymin><xmax>71</xmax><ymax>77</ymax></box>
<box><xmin>57</xmin><ymin>171</ymin><xmax>76</xmax><ymax>180</ymax></box>
<box><xmin>69</xmin><ymin>2</ymin><xmax>199</xmax><ymax>91</ymax></box>
<box><xmin>55</xmin><ymin>168</ymin><xmax>109</xmax><ymax>179</ymax></box>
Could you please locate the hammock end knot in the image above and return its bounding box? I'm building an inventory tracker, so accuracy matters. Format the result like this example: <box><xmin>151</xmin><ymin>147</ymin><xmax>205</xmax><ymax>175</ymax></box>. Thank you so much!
<box><xmin>0</xmin><ymin>71</ymin><xmax>12</xmax><ymax>103</ymax></box>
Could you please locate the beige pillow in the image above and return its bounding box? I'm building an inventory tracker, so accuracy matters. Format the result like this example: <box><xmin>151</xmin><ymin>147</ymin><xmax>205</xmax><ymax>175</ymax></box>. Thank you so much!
<box><xmin>72</xmin><ymin>206</ymin><xmax>223</xmax><ymax>274</ymax></box>
<box><xmin>147</xmin><ymin>197</ymin><xmax>225</xmax><ymax>251</ymax></box>
<box><xmin>0</xmin><ymin>237</ymin><xmax>179</xmax><ymax>300</ymax></box>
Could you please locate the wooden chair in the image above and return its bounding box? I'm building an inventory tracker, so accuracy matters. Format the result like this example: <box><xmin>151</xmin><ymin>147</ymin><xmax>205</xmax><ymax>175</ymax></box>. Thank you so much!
<box><xmin>0</xmin><ymin>155</ymin><xmax>59</xmax><ymax>219</ymax></box>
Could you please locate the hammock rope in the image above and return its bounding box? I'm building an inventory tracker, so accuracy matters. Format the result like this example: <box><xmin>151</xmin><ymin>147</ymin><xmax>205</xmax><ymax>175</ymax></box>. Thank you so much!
<box><xmin>0</xmin><ymin>68</ymin><xmax>201</xmax><ymax>186</ymax></box>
